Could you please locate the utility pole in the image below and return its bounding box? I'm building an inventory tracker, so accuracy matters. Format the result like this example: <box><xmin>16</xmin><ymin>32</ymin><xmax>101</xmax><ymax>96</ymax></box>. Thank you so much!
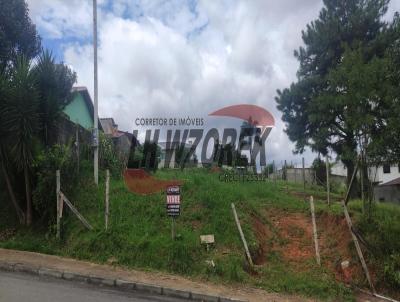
<box><xmin>93</xmin><ymin>0</ymin><xmax>99</xmax><ymax>185</ymax></box>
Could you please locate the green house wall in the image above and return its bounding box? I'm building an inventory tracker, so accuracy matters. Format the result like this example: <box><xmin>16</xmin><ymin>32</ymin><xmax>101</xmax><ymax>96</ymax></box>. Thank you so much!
<box><xmin>63</xmin><ymin>93</ymin><xmax>93</xmax><ymax>129</ymax></box>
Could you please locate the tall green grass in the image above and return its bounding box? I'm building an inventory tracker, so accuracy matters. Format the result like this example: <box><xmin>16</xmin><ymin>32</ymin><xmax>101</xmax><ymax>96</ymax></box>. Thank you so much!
<box><xmin>5</xmin><ymin>168</ymin><xmax>400</xmax><ymax>300</ymax></box>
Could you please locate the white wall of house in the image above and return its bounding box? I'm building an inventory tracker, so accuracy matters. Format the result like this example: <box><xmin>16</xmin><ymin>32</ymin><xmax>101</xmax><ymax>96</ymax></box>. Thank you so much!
<box><xmin>331</xmin><ymin>162</ymin><xmax>347</xmax><ymax>177</ymax></box>
<box><xmin>331</xmin><ymin>162</ymin><xmax>400</xmax><ymax>184</ymax></box>
<box><xmin>370</xmin><ymin>165</ymin><xmax>400</xmax><ymax>184</ymax></box>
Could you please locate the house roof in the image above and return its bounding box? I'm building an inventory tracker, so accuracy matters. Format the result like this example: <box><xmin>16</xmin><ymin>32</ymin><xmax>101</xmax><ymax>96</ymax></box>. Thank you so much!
<box><xmin>380</xmin><ymin>177</ymin><xmax>400</xmax><ymax>186</ymax></box>
<box><xmin>100</xmin><ymin>117</ymin><xmax>116</xmax><ymax>124</ymax></box>
<box><xmin>71</xmin><ymin>86</ymin><xmax>103</xmax><ymax>130</ymax></box>
<box><xmin>100</xmin><ymin>118</ymin><xmax>117</xmax><ymax>135</ymax></box>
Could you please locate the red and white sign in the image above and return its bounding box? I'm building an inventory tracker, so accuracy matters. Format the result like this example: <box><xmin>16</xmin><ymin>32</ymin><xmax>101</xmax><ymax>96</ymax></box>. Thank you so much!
<box><xmin>166</xmin><ymin>186</ymin><xmax>181</xmax><ymax>216</ymax></box>
<box><xmin>167</xmin><ymin>195</ymin><xmax>180</xmax><ymax>204</ymax></box>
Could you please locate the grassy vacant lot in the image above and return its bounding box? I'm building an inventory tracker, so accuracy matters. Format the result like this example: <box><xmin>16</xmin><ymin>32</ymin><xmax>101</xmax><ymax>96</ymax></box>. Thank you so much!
<box><xmin>1</xmin><ymin>168</ymin><xmax>399</xmax><ymax>301</ymax></box>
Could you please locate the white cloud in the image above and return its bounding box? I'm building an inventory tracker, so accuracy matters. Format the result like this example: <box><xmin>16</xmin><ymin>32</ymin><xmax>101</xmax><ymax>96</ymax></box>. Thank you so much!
<box><xmin>27</xmin><ymin>0</ymin><xmax>95</xmax><ymax>39</ymax></box>
<box><xmin>27</xmin><ymin>0</ymin><xmax>400</xmax><ymax>167</ymax></box>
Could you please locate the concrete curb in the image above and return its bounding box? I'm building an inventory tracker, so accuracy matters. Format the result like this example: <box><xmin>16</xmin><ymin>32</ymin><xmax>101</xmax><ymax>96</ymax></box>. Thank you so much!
<box><xmin>0</xmin><ymin>260</ymin><xmax>246</xmax><ymax>302</ymax></box>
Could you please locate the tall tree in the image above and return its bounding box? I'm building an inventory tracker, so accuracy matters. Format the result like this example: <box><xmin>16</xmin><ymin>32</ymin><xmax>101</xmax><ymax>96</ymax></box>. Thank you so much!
<box><xmin>33</xmin><ymin>51</ymin><xmax>77</xmax><ymax>145</ymax></box>
<box><xmin>0</xmin><ymin>0</ymin><xmax>41</xmax><ymax>71</ymax></box>
<box><xmin>366</xmin><ymin>13</ymin><xmax>400</xmax><ymax>163</ymax></box>
<box><xmin>276</xmin><ymin>0</ymin><xmax>394</xmax><ymax>184</ymax></box>
<box><xmin>0</xmin><ymin>0</ymin><xmax>40</xmax><ymax>224</ymax></box>
<box><xmin>0</xmin><ymin>71</ymin><xmax>25</xmax><ymax>223</ymax></box>
<box><xmin>2</xmin><ymin>56</ymin><xmax>40</xmax><ymax>225</ymax></box>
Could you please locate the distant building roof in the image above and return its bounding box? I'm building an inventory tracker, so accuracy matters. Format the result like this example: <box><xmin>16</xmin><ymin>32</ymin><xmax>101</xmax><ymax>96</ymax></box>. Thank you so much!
<box><xmin>380</xmin><ymin>177</ymin><xmax>400</xmax><ymax>186</ymax></box>
<box><xmin>100</xmin><ymin>118</ymin><xmax>118</xmax><ymax>135</ymax></box>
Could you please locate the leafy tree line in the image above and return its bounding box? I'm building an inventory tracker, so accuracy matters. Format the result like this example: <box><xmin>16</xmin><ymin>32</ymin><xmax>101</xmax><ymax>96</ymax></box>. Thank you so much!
<box><xmin>0</xmin><ymin>0</ymin><xmax>76</xmax><ymax>225</ymax></box>
<box><xmin>276</xmin><ymin>0</ymin><xmax>400</xmax><ymax>190</ymax></box>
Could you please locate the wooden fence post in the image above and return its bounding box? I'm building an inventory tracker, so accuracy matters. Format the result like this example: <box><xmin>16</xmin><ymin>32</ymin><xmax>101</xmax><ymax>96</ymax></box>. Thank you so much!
<box><xmin>309</xmin><ymin>196</ymin><xmax>321</xmax><ymax>265</ymax></box>
<box><xmin>360</xmin><ymin>155</ymin><xmax>365</xmax><ymax>211</ymax></box>
<box><xmin>284</xmin><ymin>160</ymin><xmax>288</xmax><ymax>192</ymax></box>
<box><xmin>231</xmin><ymin>203</ymin><xmax>253</xmax><ymax>267</ymax></box>
<box><xmin>56</xmin><ymin>170</ymin><xmax>60</xmax><ymax>239</ymax></box>
<box><xmin>342</xmin><ymin>201</ymin><xmax>376</xmax><ymax>293</ymax></box>
<box><xmin>302</xmin><ymin>157</ymin><xmax>305</xmax><ymax>191</ymax></box>
<box><xmin>171</xmin><ymin>217</ymin><xmax>176</xmax><ymax>240</ymax></box>
<box><xmin>61</xmin><ymin>192</ymin><xmax>93</xmax><ymax>230</ymax></box>
<box><xmin>326</xmin><ymin>156</ymin><xmax>330</xmax><ymax>206</ymax></box>
<box><xmin>105</xmin><ymin>169</ymin><xmax>110</xmax><ymax>230</ymax></box>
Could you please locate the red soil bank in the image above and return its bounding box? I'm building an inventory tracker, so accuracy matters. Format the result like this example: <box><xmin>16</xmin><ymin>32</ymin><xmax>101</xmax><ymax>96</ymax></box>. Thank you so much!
<box><xmin>123</xmin><ymin>169</ymin><xmax>183</xmax><ymax>195</ymax></box>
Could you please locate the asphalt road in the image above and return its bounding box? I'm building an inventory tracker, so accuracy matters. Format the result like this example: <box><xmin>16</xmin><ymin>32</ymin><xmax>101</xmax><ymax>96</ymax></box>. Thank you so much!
<box><xmin>0</xmin><ymin>271</ymin><xmax>190</xmax><ymax>302</ymax></box>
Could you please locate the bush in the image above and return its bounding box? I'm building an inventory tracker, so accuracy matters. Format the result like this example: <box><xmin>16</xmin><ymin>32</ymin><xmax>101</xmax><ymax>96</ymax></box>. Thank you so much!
<box><xmin>330</xmin><ymin>179</ymin><xmax>346</xmax><ymax>194</ymax></box>
<box><xmin>354</xmin><ymin>202</ymin><xmax>400</xmax><ymax>289</ymax></box>
<box><xmin>383</xmin><ymin>254</ymin><xmax>400</xmax><ymax>288</ymax></box>
<box><xmin>312</xmin><ymin>158</ymin><xmax>327</xmax><ymax>185</ymax></box>
<box><xmin>32</xmin><ymin>144</ymin><xmax>78</xmax><ymax>225</ymax></box>
<box><xmin>99</xmin><ymin>133</ymin><xmax>125</xmax><ymax>177</ymax></box>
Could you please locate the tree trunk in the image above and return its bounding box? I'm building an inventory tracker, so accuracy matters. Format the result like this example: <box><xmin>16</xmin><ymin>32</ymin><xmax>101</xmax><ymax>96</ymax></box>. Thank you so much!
<box><xmin>24</xmin><ymin>166</ymin><xmax>32</xmax><ymax>226</ymax></box>
<box><xmin>345</xmin><ymin>160</ymin><xmax>359</xmax><ymax>199</ymax></box>
<box><xmin>1</xmin><ymin>163</ymin><xmax>25</xmax><ymax>224</ymax></box>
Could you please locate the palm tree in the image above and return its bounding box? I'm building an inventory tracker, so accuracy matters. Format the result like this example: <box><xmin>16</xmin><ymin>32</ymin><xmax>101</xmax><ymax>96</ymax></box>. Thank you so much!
<box><xmin>0</xmin><ymin>52</ymin><xmax>76</xmax><ymax>226</ymax></box>
<box><xmin>0</xmin><ymin>70</ymin><xmax>25</xmax><ymax>224</ymax></box>
<box><xmin>2</xmin><ymin>56</ymin><xmax>40</xmax><ymax>225</ymax></box>
<box><xmin>33</xmin><ymin>50</ymin><xmax>76</xmax><ymax>146</ymax></box>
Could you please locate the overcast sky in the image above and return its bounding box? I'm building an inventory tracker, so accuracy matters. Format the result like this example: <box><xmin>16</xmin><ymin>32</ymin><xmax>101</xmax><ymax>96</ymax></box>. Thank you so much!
<box><xmin>26</xmin><ymin>0</ymin><xmax>400</xmax><ymax>167</ymax></box>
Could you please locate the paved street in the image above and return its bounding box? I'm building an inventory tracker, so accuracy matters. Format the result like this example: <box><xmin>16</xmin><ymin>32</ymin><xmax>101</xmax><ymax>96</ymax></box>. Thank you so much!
<box><xmin>0</xmin><ymin>271</ymin><xmax>189</xmax><ymax>302</ymax></box>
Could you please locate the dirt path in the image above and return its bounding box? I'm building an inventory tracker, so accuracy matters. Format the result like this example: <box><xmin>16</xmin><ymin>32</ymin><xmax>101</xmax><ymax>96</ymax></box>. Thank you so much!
<box><xmin>0</xmin><ymin>248</ymin><xmax>312</xmax><ymax>302</ymax></box>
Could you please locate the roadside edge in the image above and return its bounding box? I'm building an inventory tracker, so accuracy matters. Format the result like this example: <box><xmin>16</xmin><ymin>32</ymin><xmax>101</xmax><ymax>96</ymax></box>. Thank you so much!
<box><xmin>0</xmin><ymin>260</ymin><xmax>246</xmax><ymax>302</ymax></box>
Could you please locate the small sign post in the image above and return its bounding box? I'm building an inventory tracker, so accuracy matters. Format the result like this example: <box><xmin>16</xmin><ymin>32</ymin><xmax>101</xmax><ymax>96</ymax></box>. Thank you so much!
<box><xmin>166</xmin><ymin>185</ymin><xmax>181</xmax><ymax>240</ymax></box>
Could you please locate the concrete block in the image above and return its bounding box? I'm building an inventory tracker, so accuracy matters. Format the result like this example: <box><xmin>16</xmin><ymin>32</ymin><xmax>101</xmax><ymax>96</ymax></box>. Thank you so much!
<box><xmin>100</xmin><ymin>278</ymin><xmax>115</xmax><ymax>287</ymax></box>
<box><xmin>88</xmin><ymin>276</ymin><xmax>104</xmax><ymax>285</ymax></box>
<box><xmin>0</xmin><ymin>261</ymin><xmax>15</xmax><ymax>272</ymax></box>
<box><xmin>115</xmin><ymin>279</ymin><xmax>135</xmax><ymax>290</ymax></box>
<box><xmin>219</xmin><ymin>297</ymin><xmax>248</xmax><ymax>302</ymax></box>
<box><xmin>162</xmin><ymin>287</ymin><xmax>191</xmax><ymax>299</ymax></box>
<box><xmin>38</xmin><ymin>268</ymin><xmax>63</xmax><ymax>279</ymax></box>
<box><xmin>14</xmin><ymin>263</ymin><xmax>39</xmax><ymax>275</ymax></box>
<box><xmin>63</xmin><ymin>272</ymin><xmax>88</xmax><ymax>282</ymax></box>
<box><xmin>88</xmin><ymin>276</ymin><xmax>115</xmax><ymax>287</ymax></box>
<box><xmin>191</xmin><ymin>292</ymin><xmax>219</xmax><ymax>302</ymax></box>
<box><xmin>135</xmin><ymin>282</ymin><xmax>163</xmax><ymax>295</ymax></box>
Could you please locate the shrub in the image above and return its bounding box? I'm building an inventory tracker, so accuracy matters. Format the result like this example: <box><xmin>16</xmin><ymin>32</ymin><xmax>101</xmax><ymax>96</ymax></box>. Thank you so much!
<box><xmin>355</xmin><ymin>202</ymin><xmax>400</xmax><ymax>289</ymax></box>
<box><xmin>99</xmin><ymin>133</ymin><xmax>125</xmax><ymax>177</ymax></box>
<box><xmin>32</xmin><ymin>144</ymin><xmax>78</xmax><ymax>225</ymax></box>
<box><xmin>383</xmin><ymin>254</ymin><xmax>400</xmax><ymax>288</ymax></box>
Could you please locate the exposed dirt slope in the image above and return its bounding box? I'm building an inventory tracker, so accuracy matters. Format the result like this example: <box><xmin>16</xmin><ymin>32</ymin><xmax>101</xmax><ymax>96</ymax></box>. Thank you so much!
<box><xmin>252</xmin><ymin>208</ymin><xmax>363</xmax><ymax>283</ymax></box>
